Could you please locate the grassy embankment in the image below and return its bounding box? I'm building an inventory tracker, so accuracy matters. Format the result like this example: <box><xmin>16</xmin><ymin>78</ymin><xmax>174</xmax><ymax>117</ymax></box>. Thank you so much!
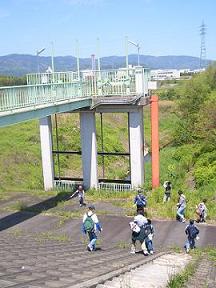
<box><xmin>0</xmin><ymin>100</ymin><xmax>215</xmax><ymax>221</ymax></box>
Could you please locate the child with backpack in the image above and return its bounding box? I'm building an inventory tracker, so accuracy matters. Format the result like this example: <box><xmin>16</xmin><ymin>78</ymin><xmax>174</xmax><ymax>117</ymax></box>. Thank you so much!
<box><xmin>70</xmin><ymin>185</ymin><xmax>86</xmax><ymax>207</ymax></box>
<box><xmin>82</xmin><ymin>205</ymin><xmax>102</xmax><ymax>252</ymax></box>
<box><xmin>134</xmin><ymin>189</ymin><xmax>147</xmax><ymax>213</ymax></box>
<box><xmin>184</xmin><ymin>219</ymin><xmax>199</xmax><ymax>253</ymax></box>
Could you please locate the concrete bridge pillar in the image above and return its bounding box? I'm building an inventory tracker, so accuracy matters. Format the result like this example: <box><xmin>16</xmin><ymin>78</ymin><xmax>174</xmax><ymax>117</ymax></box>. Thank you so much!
<box><xmin>39</xmin><ymin>116</ymin><xmax>54</xmax><ymax>191</ymax></box>
<box><xmin>129</xmin><ymin>107</ymin><xmax>144</xmax><ymax>188</ymax></box>
<box><xmin>80</xmin><ymin>111</ymin><xmax>98</xmax><ymax>189</ymax></box>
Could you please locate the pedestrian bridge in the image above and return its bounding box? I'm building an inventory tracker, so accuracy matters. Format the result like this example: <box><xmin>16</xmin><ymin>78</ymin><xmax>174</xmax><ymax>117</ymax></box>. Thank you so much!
<box><xmin>0</xmin><ymin>67</ymin><xmax>151</xmax><ymax>191</ymax></box>
<box><xmin>0</xmin><ymin>67</ymin><xmax>149</xmax><ymax>127</ymax></box>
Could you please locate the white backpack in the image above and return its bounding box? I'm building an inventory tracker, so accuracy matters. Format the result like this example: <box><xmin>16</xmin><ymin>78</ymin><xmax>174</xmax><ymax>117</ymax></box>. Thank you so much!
<box><xmin>129</xmin><ymin>221</ymin><xmax>141</xmax><ymax>233</ymax></box>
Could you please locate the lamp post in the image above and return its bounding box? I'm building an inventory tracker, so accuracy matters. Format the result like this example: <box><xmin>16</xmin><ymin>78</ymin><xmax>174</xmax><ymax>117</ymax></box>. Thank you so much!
<box><xmin>50</xmin><ymin>41</ymin><xmax>55</xmax><ymax>73</ymax></box>
<box><xmin>36</xmin><ymin>48</ymin><xmax>46</xmax><ymax>73</ymax></box>
<box><xmin>75</xmin><ymin>39</ymin><xmax>80</xmax><ymax>80</ymax></box>
<box><xmin>128</xmin><ymin>40</ymin><xmax>140</xmax><ymax>66</ymax></box>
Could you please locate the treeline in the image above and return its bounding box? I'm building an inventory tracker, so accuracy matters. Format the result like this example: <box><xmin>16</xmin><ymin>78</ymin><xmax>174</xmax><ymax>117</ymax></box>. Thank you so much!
<box><xmin>0</xmin><ymin>75</ymin><xmax>26</xmax><ymax>87</ymax></box>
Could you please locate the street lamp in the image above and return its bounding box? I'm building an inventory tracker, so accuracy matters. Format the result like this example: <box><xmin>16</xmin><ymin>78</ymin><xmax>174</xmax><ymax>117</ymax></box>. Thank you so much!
<box><xmin>128</xmin><ymin>40</ymin><xmax>140</xmax><ymax>66</ymax></box>
<box><xmin>50</xmin><ymin>41</ymin><xmax>55</xmax><ymax>73</ymax></box>
<box><xmin>36</xmin><ymin>48</ymin><xmax>46</xmax><ymax>73</ymax></box>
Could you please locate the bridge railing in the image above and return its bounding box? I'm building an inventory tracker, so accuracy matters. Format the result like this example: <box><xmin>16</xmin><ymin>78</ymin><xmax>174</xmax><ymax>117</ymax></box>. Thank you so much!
<box><xmin>0</xmin><ymin>82</ymin><xmax>83</xmax><ymax>112</ymax></box>
<box><xmin>0</xmin><ymin>68</ymin><xmax>148</xmax><ymax>113</ymax></box>
<box><xmin>26</xmin><ymin>71</ymin><xmax>79</xmax><ymax>85</ymax></box>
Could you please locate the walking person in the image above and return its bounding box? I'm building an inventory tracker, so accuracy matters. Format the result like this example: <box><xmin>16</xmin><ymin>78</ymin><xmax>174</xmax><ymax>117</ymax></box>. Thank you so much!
<box><xmin>129</xmin><ymin>210</ymin><xmax>149</xmax><ymax>256</ymax></box>
<box><xmin>196</xmin><ymin>199</ymin><xmax>207</xmax><ymax>223</ymax></box>
<box><xmin>144</xmin><ymin>219</ymin><xmax>155</xmax><ymax>255</ymax></box>
<box><xmin>184</xmin><ymin>219</ymin><xmax>199</xmax><ymax>253</ymax></box>
<box><xmin>176</xmin><ymin>190</ymin><xmax>186</xmax><ymax>222</ymax></box>
<box><xmin>70</xmin><ymin>185</ymin><xmax>86</xmax><ymax>207</ymax></box>
<box><xmin>134</xmin><ymin>189</ymin><xmax>147</xmax><ymax>213</ymax></box>
<box><xmin>82</xmin><ymin>205</ymin><xmax>102</xmax><ymax>252</ymax></box>
<box><xmin>163</xmin><ymin>181</ymin><xmax>172</xmax><ymax>202</ymax></box>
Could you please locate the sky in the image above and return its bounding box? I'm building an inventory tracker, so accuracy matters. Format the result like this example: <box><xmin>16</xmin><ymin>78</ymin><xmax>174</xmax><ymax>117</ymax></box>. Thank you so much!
<box><xmin>0</xmin><ymin>0</ymin><xmax>215</xmax><ymax>59</ymax></box>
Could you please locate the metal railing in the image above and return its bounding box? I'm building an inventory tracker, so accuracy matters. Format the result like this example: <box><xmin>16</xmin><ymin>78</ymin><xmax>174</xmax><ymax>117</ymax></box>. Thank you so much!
<box><xmin>0</xmin><ymin>82</ymin><xmax>83</xmax><ymax>112</ymax></box>
<box><xmin>27</xmin><ymin>71</ymin><xmax>79</xmax><ymax>85</ymax></box>
<box><xmin>98</xmin><ymin>182</ymin><xmax>132</xmax><ymax>192</ymax></box>
<box><xmin>54</xmin><ymin>179</ymin><xmax>132</xmax><ymax>192</ymax></box>
<box><xmin>54</xmin><ymin>179</ymin><xmax>77</xmax><ymax>192</ymax></box>
<box><xmin>0</xmin><ymin>68</ymin><xmax>148</xmax><ymax>114</ymax></box>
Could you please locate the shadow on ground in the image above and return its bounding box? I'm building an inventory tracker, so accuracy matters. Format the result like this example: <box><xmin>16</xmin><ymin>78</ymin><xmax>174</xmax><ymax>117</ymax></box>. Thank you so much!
<box><xmin>0</xmin><ymin>191</ymin><xmax>72</xmax><ymax>231</ymax></box>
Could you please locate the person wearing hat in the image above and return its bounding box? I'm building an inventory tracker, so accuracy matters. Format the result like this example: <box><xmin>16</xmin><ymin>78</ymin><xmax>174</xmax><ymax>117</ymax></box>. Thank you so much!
<box><xmin>82</xmin><ymin>205</ymin><xmax>102</xmax><ymax>251</ymax></box>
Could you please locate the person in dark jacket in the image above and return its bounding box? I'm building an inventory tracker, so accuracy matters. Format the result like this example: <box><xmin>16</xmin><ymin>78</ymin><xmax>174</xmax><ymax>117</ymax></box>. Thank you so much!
<box><xmin>163</xmin><ymin>181</ymin><xmax>172</xmax><ymax>202</ymax></box>
<box><xmin>144</xmin><ymin>219</ymin><xmax>155</xmax><ymax>254</ymax></box>
<box><xmin>184</xmin><ymin>219</ymin><xmax>199</xmax><ymax>253</ymax></box>
<box><xmin>134</xmin><ymin>189</ymin><xmax>147</xmax><ymax>213</ymax></box>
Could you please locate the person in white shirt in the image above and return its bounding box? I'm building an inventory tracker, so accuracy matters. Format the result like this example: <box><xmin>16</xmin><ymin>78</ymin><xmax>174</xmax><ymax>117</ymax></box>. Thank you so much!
<box><xmin>130</xmin><ymin>209</ymin><xmax>148</xmax><ymax>255</ymax></box>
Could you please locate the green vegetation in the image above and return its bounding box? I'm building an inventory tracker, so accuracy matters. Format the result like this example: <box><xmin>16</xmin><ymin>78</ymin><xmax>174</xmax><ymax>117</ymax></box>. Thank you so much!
<box><xmin>167</xmin><ymin>258</ymin><xmax>198</xmax><ymax>288</ymax></box>
<box><xmin>0</xmin><ymin>75</ymin><xmax>26</xmax><ymax>86</ymax></box>
<box><xmin>0</xmin><ymin>66</ymin><xmax>215</xmax><ymax>221</ymax></box>
<box><xmin>167</xmin><ymin>247</ymin><xmax>216</xmax><ymax>288</ymax></box>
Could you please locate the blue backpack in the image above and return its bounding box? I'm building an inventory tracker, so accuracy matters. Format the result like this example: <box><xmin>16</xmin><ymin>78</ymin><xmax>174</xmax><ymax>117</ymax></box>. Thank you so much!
<box><xmin>188</xmin><ymin>225</ymin><xmax>199</xmax><ymax>239</ymax></box>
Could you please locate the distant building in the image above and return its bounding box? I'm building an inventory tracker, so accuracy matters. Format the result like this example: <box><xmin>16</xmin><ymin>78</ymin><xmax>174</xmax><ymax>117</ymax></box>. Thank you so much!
<box><xmin>150</xmin><ymin>69</ymin><xmax>180</xmax><ymax>80</ymax></box>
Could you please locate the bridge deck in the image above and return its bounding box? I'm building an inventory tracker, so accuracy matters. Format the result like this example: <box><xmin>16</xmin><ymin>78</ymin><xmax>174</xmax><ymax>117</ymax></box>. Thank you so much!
<box><xmin>0</xmin><ymin>68</ymin><xmax>149</xmax><ymax>127</ymax></box>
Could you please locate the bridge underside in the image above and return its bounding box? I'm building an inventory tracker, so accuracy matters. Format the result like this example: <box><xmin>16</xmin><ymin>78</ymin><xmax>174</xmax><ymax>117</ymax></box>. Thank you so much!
<box><xmin>0</xmin><ymin>98</ymin><xmax>91</xmax><ymax>128</ymax></box>
<box><xmin>0</xmin><ymin>95</ymin><xmax>149</xmax><ymax>128</ymax></box>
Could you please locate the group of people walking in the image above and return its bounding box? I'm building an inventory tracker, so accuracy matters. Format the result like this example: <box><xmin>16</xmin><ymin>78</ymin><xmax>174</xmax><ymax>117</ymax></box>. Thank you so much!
<box><xmin>71</xmin><ymin>182</ymin><xmax>205</xmax><ymax>254</ymax></box>
<box><xmin>128</xmin><ymin>189</ymin><xmax>155</xmax><ymax>256</ymax></box>
<box><xmin>163</xmin><ymin>181</ymin><xmax>207</xmax><ymax>224</ymax></box>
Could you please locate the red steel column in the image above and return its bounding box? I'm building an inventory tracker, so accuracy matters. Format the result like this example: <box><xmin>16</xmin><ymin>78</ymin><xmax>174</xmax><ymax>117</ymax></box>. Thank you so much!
<box><xmin>151</xmin><ymin>95</ymin><xmax>160</xmax><ymax>188</ymax></box>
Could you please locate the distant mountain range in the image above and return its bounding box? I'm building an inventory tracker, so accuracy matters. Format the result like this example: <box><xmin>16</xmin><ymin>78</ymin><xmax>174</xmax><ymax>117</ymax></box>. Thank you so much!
<box><xmin>0</xmin><ymin>54</ymin><xmax>212</xmax><ymax>76</ymax></box>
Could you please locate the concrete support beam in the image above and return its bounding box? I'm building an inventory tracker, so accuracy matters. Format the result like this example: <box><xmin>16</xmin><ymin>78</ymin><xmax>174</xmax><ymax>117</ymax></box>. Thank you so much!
<box><xmin>39</xmin><ymin>116</ymin><xmax>54</xmax><ymax>191</ymax></box>
<box><xmin>129</xmin><ymin>108</ymin><xmax>144</xmax><ymax>188</ymax></box>
<box><xmin>80</xmin><ymin>112</ymin><xmax>98</xmax><ymax>189</ymax></box>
